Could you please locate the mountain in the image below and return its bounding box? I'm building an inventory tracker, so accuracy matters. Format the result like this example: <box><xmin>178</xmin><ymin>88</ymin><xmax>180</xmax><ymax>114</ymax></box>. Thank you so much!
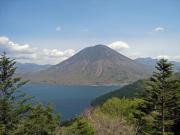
<box><xmin>135</xmin><ymin>57</ymin><xmax>157</xmax><ymax>66</ymax></box>
<box><xmin>135</xmin><ymin>57</ymin><xmax>180</xmax><ymax>72</ymax></box>
<box><xmin>16</xmin><ymin>63</ymin><xmax>51</xmax><ymax>74</ymax></box>
<box><xmin>28</xmin><ymin>45</ymin><xmax>152</xmax><ymax>85</ymax></box>
<box><xmin>91</xmin><ymin>79</ymin><xmax>146</xmax><ymax>106</ymax></box>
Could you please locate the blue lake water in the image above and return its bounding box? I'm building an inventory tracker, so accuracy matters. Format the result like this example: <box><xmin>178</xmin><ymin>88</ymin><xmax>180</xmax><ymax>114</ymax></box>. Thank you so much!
<box><xmin>21</xmin><ymin>84</ymin><xmax>120</xmax><ymax>120</ymax></box>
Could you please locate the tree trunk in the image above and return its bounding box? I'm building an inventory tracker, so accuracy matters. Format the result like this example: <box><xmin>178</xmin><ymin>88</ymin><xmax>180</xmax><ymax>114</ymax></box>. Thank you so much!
<box><xmin>162</xmin><ymin>102</ymin><xmax>165</xmax><ymax>135</ymax></box>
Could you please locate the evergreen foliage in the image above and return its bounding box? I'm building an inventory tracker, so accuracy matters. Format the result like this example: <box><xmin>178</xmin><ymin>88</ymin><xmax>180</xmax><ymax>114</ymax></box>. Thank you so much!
<box><xmin>0</xmin><ymin>52</ymin><xmax>31</xmax><ymax>134</ymax></box>
<box><xmin>14</xmin><ymin>103</ymin><xmax>59</xmax><ymax>135</ymax></box>
<box><xmin>91</xmin><ymin>79</ymin><xmax>146</xmax><ymax>106</ymax></box>
<box><xmin>58</xmin><ymin>117</ymin><xmax>95</xmax><ymax>135</ymax></box>
<box><xmin>1</xmin><ymin>52</ymin><xmax>180</xmax><ymax>135</ymax></box>
<box><xmin>0</xmin><ymin>52</ymin><xmax>59</xmax><ymax>135</ymax></box>
<box><xmin>135</xmin><ymin>59</ymin><xmax>180</xmax><ymax>135</ymax></box>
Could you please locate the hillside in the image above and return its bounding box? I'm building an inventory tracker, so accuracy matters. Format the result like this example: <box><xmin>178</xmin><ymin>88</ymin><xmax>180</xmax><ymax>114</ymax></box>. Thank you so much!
<box><xmin>92</xmin><ymin>72</ymin><xmax>180</xmax><ymax>106</ymax></box>
<box><xmin>28</xmin><ymin>45</ymin><xmax>152</xmax><ymax>85</ymax></box>
<box><xmin>91</xmin><ymin>79</ymin><xmax>146</xmax><ymax>106</ymax></box>
<box><xmin>59</xmin><ymin>98</ymin><xmax>140</xmax><ymax>135</ymax></box>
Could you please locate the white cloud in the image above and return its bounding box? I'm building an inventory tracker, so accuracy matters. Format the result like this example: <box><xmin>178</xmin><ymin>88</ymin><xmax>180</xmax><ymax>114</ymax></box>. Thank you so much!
<box><xmin>127</xmin><ymin>52</ymin><xmax>142</xmax><ymax>59</ymax></box>
<box><xmin>0</xmin><ymin>36</ymin><xmax>9</xmax><ymax>44</ymax></box>
<box><xmin>42</xmin><ymin>48</ymin><xmax>75</xmax><ymax>58</ymax></box>
<box><xmin>157</xmin><ymin>55</ymin><xmax>170</xmax><ymax>59</ymax></box>
<box><xmin>108</xmin><ymin>41</ymin><xmax>130</xmax><ymax>51</ymax></box>
<box><xmin>43</xmin><ymin>49</ymin><xmax>64</xmax><ymax>57</ymax></box>
<box><xmin>64</xmin><ymin>49</ymin><xmax>75</xmax><ymax>56</ymax></box>
<box><xmin>0</xmin><ymin>36</ymin><xmax>75</xmax><ymax>65</ymax></box>
<box><xmin>157</xmin><ymin>55</ymin><xmax>180</xmax><ymax>61</ymax></box>
<box><xmin>56</xmin><ymin>26</ymin><xmax>61</xmax><ymax>31</ymax></box>
<box><xmin>173</xmin><ymin>56</ymin><xmax>180</xmax><ymax>61</ymax></box>
<box><xmin>0</xmin><ymin>36</ymin><xmax>36</xmax><ymax>53</ymax></box>
<box><xmin>154</xmin><ymin>27</ymin><xmax>165</xmax><ymax>32</ymax></box>
<box><xmin>8</xmin><ymin>42</ymin><xmax>35</xmax><ymax>53</ymax></box>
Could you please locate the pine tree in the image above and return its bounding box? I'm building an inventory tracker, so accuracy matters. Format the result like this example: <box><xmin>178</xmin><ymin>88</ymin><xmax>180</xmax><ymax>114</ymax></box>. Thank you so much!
<box><xmin>0</xmin><ymin>52</ymin><xmax>60</xmax><ymax>134</ymax></box>
<box><xmin>14</xmin><ymin>103</ymin><xmax>59</xmax><ymax>135</ymax></box>
<box><xmin>169</xmin><ymin>74</ymin><xmax>180</xmax><ymax>135</ymax></box>
<box><xmin>135</xmin><ymin>59</ymin><xmax>179</xmax><ymax>135</ymax></box>
<box><xmin>0</xmin><ymin>52</ymin><xmax>31</xmax><ymax>135</ymax></box>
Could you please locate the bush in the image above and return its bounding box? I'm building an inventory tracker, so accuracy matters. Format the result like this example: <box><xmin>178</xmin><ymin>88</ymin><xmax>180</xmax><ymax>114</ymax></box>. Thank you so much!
<box><xmin>14</xmin><ymin>103</ymin><xmax>59</xmax><ymax>135</ymax></box>
<box><xmin>100</xmin><ymin>97</ymin><xmax>143</xmax><ymax>121</ymax></box>
<box><xmin>82</xmin><ymin>97</ymin><xmax>142</xmax><ymax>135</ymax></box>
<box><xmin>58</xmin><ymin>117</ymin><xmax>95</xmax><ymax>135</ymax></box>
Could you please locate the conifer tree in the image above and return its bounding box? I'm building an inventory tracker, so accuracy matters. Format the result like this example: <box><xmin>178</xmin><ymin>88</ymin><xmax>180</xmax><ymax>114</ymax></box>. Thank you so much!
<box><xmin>135</xmin><ymin>59</ymin><xmax>180</xmax><ymax>135</ymax></box>
<box><xmin>169</xmin><ymin>74</ymin><xmax>180</xmax><ymax>135</ymax></box>
<box><xmin>0</xmin><ymin>52</ymin><xmax>30</xmax><ymax>135</ymax></box>
<box><xmin>0</xmin><ymin>52</ymin><xmax>59</xmax><ymax>135</ymax></box>
<box><xmin>14</xmin><ymin>103</ymin><xmax>59</xmax><ymax>135</ymax></box>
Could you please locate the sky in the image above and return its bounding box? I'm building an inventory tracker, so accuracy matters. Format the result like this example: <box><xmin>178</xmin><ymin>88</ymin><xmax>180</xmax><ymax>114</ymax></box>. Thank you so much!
<box><xmin>0</xmin><ymin>0</ymin><xmax>180</xmax><ymax>64</ymax></box>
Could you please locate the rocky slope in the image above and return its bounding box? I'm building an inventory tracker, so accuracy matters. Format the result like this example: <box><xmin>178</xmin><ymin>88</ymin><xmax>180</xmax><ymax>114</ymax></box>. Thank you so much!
<box><xmin>28</xmin><ymin>45</ymin><xmax>152</xmax><ymax>85</ymax></box>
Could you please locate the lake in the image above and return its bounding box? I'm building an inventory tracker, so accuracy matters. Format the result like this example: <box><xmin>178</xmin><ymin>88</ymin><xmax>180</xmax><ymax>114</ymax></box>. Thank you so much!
<box><xmin>21</xmin><ymin>84</ymin><xmax>120</xmax><ymax>120</ymax></box>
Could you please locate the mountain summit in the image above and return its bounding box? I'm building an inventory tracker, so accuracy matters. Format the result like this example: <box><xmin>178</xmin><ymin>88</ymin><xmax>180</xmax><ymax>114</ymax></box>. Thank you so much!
<box><xmin>29</xmin><ymin>45</ymin><xmax>151</xmax><ymax>85</ymax></box>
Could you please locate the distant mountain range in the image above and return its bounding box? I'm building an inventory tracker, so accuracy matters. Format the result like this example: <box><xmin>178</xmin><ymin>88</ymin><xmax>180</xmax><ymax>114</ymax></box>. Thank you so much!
<box><xmin>25</xmin><ymin>45</ymin><xmax>152</xmax><ymax>85</ymax></box>
<box><xmin>17</xmin><ymin>45</ymin><xmax>180</xmax><ymax>85</ymax></box>
<box><xmin>15</xmin><ymin>63</ymin><xmax>51</xmax><ymax>74</ymax></box>
<box><xmin>135</xmin><ymin>57</ymin><xmax>180</xmax><ymax>72</ymax></box>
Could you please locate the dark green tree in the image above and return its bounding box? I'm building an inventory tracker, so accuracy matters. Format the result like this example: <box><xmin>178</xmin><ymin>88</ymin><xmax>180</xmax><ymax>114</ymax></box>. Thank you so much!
<box><xmin>0</xmin><ymin>52</ymin><xmax>60</xmax><ymax>135</ymax></box>
<box><xmin>59</xmin><ymin>117</ymin><xmax>95</xmax><ymax>135</ymax></box>
<box><xmin>14</xmin><ymin>103</ymin><xmax>59</xmax><ymax>135</ymax></box>
<box><xmin>0</xmin><ymin>52</ymin><xmax>30</xmax><ymax>135</ymax></box>
<box><xmin>135</xmin><ymin>59</ymin><xmax>180</xmax><ymax>135</ymax></box>
<box><xmin>75</xmin><ymin>117</ymin><xmax>95</xmax><ymax>135</ymax></box>
<box><xmin>170</xmin><ymin>74</ymin><xmax>180</xmax><ymax>135</ymax></box>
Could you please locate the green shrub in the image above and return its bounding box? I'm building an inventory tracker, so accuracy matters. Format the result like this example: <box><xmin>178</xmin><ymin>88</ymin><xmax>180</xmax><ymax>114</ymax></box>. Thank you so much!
<box><xmin>59</xmin><ymin>117</ymin><xmax>95</xmax><ymax>135</ymax></box>
<box><xmin>100</xmin><ymin>97</ymin><xmax>143</xmax><ymax>121</ymax></box>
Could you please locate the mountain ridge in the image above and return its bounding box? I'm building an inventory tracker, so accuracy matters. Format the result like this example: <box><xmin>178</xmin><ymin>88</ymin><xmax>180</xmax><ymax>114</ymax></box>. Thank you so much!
<box><xmin>15</xmin><ymin>63</ymin><xmax>51</xmax><ymax>74</ymax></box>
<box><xmin>26</xmin><ymin>45</ymin><xmax>152</xmax><ymax>85</ymax></box>
<box><xmin>135</xmin><ymin>57</ymin><xmax>180</xmax><ymax>72</ymax></box>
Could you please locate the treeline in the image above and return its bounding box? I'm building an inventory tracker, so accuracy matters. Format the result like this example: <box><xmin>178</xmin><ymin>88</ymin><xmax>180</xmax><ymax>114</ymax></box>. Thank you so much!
<box><xmin>91</xmin><ymin>79</ymin><xmax>147</xmax><ymax>106</ymax></box>
<box><xmin>0</xmin><ymin>53</ymin><xmax>180</xmax><ymax>135</ymax></box>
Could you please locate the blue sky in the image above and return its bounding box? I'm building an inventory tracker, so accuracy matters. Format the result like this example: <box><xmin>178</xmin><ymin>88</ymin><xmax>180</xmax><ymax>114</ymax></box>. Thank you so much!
<box><xmin>0</xmin><ymin>0</ymin><xmax>180</xmax><ymax>64</ymax></box>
